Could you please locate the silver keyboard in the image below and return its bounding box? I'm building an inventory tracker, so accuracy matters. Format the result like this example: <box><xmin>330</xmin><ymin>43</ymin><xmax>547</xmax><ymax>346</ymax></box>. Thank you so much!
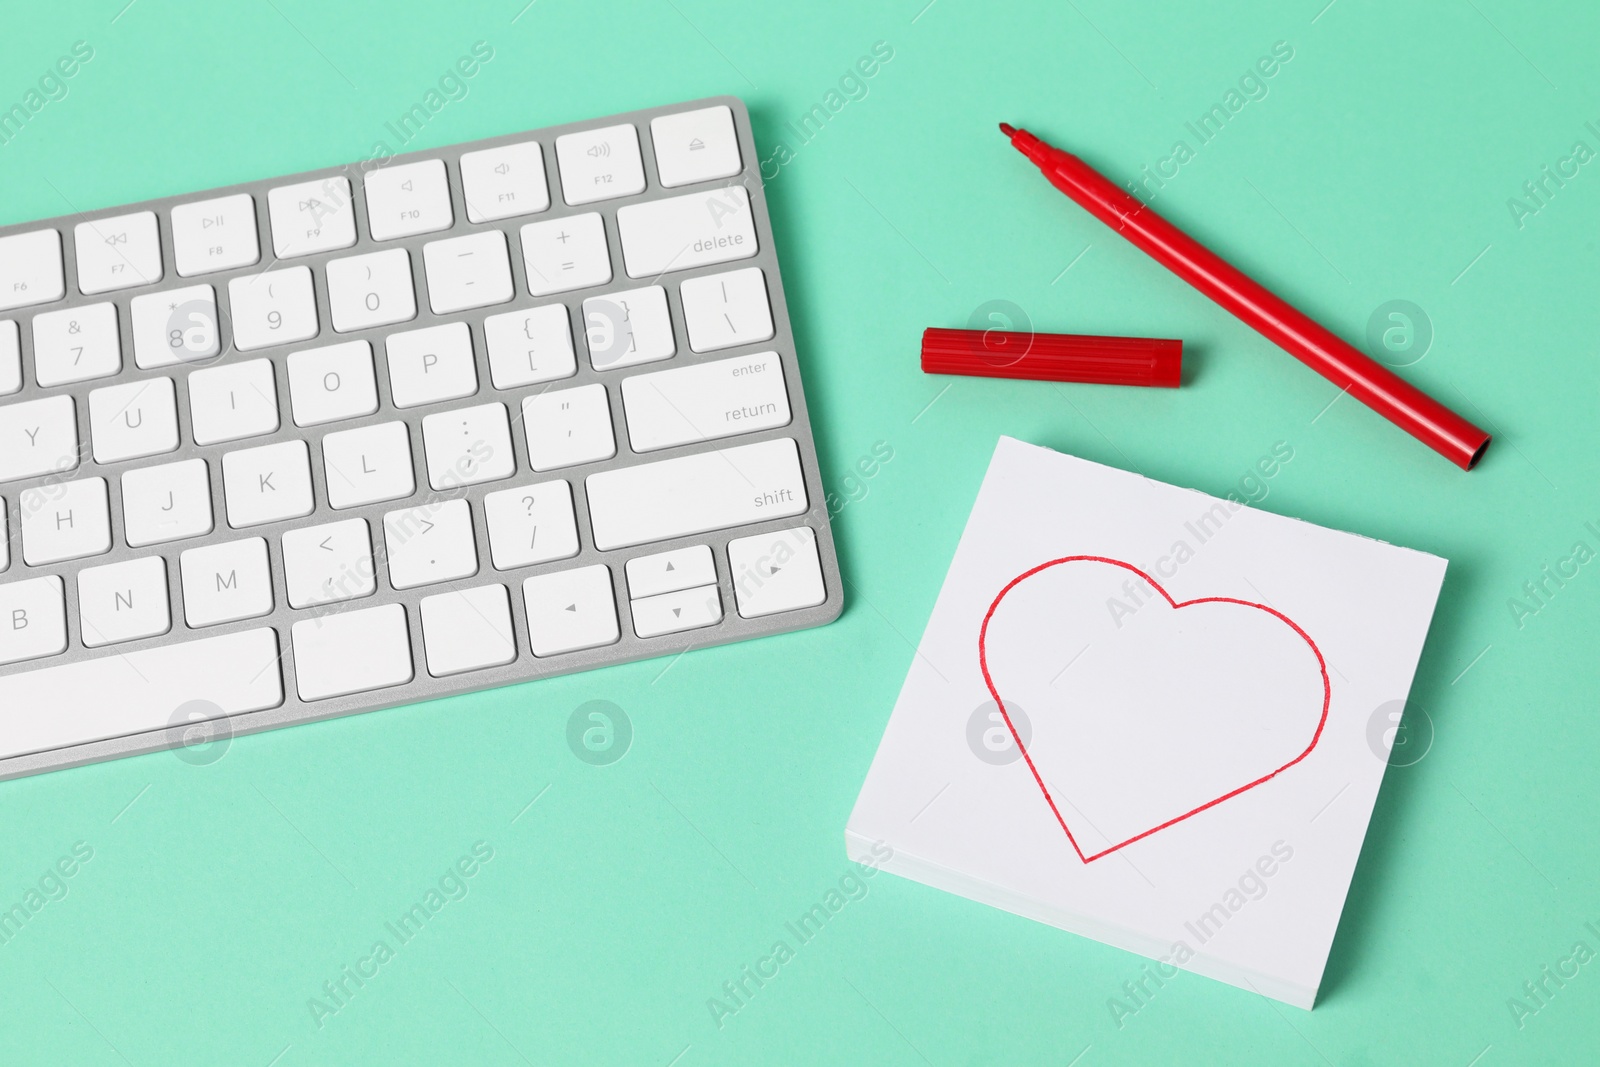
<box><xmin>0</xmin><ymin>96</ymin><xmax>841</xmax><ymax>781</ymax></box>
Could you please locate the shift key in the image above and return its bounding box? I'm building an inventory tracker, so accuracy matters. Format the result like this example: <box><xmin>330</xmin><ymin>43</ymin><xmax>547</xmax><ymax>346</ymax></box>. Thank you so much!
<box><xmin>586</xmin><ymin>437</ymin><xmax>806</xmax><ymax>551</ymax></box>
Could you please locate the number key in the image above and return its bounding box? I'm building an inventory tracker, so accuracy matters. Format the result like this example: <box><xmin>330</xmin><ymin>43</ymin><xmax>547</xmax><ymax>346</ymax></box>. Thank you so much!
<box><xmin>131</xmin><ymin>284</ymin><xmax>220</xmax><ymax>368</ymax></box>
<box><xmin>326</xmin><ymin>249</ymin><xmax>416</xmax><ymax>332</ymax></box>
<box><xmin>228</xmin><ymin>266</ymin><xmax>318</xmax><ymax>351</ymax></box>
<box><xmin>0</xmin><ymin>320</ymin><xmax>19</xmax><ymax>395</ymax></box>
<box><xmin>32</xmin><ymin>302</ymin><xmax>121</xmax><ymax>386</ymax></box>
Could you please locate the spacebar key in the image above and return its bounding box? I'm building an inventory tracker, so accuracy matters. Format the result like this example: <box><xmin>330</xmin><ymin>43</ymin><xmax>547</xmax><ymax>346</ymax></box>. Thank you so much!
<box><xmin>0</xmin><ymin>628</ymin><xmax>283</xmax><ymax>761</ymax></box>
<box><xmin>586</xmin><ymin>437</ymin><xmax>808</xmax><ymax>551</ymax></box>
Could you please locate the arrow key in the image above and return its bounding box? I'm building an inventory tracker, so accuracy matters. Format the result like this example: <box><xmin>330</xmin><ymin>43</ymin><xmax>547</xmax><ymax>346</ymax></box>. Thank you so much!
<box><xmin>631</xmin><ymin>584</ymin><xmax>721</xmax><ymax>638</ymax></box>
<box><xmin>522</xmin><ymin>564</ymin><xmax>618</xmax><ymax>656</ymax></box>
<box><xmin>624</xmin><ymin>544</ymin><xmax>714</xmax><ymax>599</ymax></box>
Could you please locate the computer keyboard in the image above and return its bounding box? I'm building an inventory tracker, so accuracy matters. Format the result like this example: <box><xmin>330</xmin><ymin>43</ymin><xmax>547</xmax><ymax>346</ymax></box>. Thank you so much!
<box><xmin>0</xmin><ymin>96</ymin><xmax>841</xmax><ymax>781</ymax></box>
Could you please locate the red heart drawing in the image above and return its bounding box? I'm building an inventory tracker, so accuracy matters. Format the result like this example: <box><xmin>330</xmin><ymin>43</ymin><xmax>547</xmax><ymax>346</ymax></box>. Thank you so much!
<box><xmin>977</xmin><ymin>556</ymin><xmax>1330</xmax><ymax>863</ymax></box>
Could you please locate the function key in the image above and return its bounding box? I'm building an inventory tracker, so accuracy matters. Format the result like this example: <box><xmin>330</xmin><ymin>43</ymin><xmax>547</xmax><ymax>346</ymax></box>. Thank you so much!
<box><xmin>74</xmin><ymin>211</ymin><xmax>163</xmax><ymax>294</ymax></box>
<box><xmin>364</xmin><ymin>159</ymin><xmax>453</xmax><ymax>241</ymax></box>
<box><xmin>0</xmin><ymin>229</ymin><xmax>66</xmax><ymax>311</ymax></box>
<box><xmin>555</xmin><ymin>123</ymin><xmax>646</xmax><ymax>206</ymax></box>
<box><xmin>172</xmin><ymin>194</ymin><xmax>261</xmax><ymax>277</ymax></box>
<box><xmin>267</xmin><ymin>176</ymin><xmax>358</xmax><ymax>258</ymax></box>
<box><xmin>460</xmin><ymin>141</ymin><xmax>550</xmax><ymax>223</ymax></box>
<box><xmin>650</xmin><ymin>105</ymin><xmax>743</xmax><ymax>188</ymax></box>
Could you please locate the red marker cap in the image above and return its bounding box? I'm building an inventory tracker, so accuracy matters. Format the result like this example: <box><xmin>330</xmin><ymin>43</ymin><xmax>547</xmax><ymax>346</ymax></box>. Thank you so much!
<box><xmin>921</xmin><ymin>327</ymin><xmax>1182</xmax><ymax>388</ymax></box>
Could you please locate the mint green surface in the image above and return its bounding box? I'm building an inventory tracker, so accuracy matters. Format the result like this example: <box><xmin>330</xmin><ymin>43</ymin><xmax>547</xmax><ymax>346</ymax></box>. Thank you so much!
<box><xmin>2</xmin><ymin>1</ymin><xmax>1597</xmax><ymax>1063</ymax></box>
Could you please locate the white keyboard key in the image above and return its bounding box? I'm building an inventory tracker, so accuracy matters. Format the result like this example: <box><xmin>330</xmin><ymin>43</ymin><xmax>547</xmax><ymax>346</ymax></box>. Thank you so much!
<box><xmin>322</xmin><ymin>421</ymin><xmax>415</xmax><ymax>509</ymax></box>
<box><xmin>520</xmin><ymin>213</ymin><xmax>610</xmax><ymax>296</ymax></box>
<box><xmin>0</xmin><ymin>627</ymin><xmax>282</xmax><ymax>758</ymax></box>
<box><xmin>651</xmin><ymin>105</ymin><xmax>742</xmax><ymax>188</ymax></box>
<box><xmin>460</xmin><ymin>141</ymin><xmax>549</xmax><ymax>223</ymax></box>
<box><xmin>586</xmin><ymin>437</ymin><xmax>806</xmax><ymax>551</ymax></box>
<box><xmin>180</xmin><ymin>537</ymin><xmax>273</xmax><ymax>626</ymax></box>
<box><xmin>423</xmin><ymin>231</ymin><xmax>513</xmax><ymax>314</ymax></box>
<box><xmin>625</xmin><ymin>544</ymin><xmax>715</xmax><ymax>599</ymax></box>
<box><xmin>0</xmin><ymin>395</ymin><xmax>80</xmax><ymax>482</ymax></box>
<box><xmin>283</xmin><ymin>518</ymin><xmax>374</xmax><ymax>608</ymax></box>
<box><xmin>0</xmin><ymin>504</ymin><xmax>7</xmax><ymax>572</ymax></box>
<box><xmin>268</xmin><ymin>176</ymin><xmax>358</xmax><ymax>258</ymax></box>
<box><xmin>618</xmin><ymin>186</ymin><xmax>756</xmax><ymax>278</ymax></box>
<box><xmin>484</xmin><ymin>304</ymin><xmax>576</xmax><ymax>389</ymax></box>
<box><xmin>122</xmin><ymin>458</ymin><xmax>213</xmax><ymax>547</ymax></box>
<box><xmin>0</xmin><ymin>576</ymin><xmax>67</xmax><ymax>665</ymax></box>
<box><xmin>229</xmin><ymin>266</ymin><xmax>319</xmax><ymax>350</ymax></box>
<box><xmin>0</xmin><ymin>230</ymin><xmax>65</xmax><ymax>311</ymax></box>
<box><xmin>728</xmin><ymin>525</ymin><xmax>826</xmax><ymax>618</ymax></box>
<box><xmin>483</xmin><ymin>480</ymin><xmax>578</xmax><ymax>570</ymax></box>
<box><xmin>21</xmin><ymin>477</ymin><xmax>111</xmax><ymax>565</ymax></box>
<box><xmin>555</xmin><ymin>123</ymin><xmax>646</xmax><ymax>206</ymax></box>
<box><xmin>131</xmin><ymin>284</ymin><xmax>220</xmax><ymax>368</ymax></box>
<box><xmin>632</xmin><ymin>584</ymin><xmax>722</xmax><ymax>638</ymax></box>
<box><xmin>0</xmin><ymin>320</ymin><xmax>19</xmax><ymax>395</ymax></box>
<box><xmin>88</xmin><ymin>377</ymin><xmax>180</xmax><ymax>463</ymax></box>
<box><xmin>383</xmin><ymin>499</ymin><xmax>478</xmax><ymax>590</ymax></box>
<box><xmin>77</xmin><ymin>557</ymin><xmax>170</xmax><ymax>648</ymax></box>
<box><xmin>74</xmin><ymin>211</ymin><xmax>163</xmax><ymax>294</ymax></box>
<box><xmin>171</xmin><ymin>194</ymin><xmax>260</xmax><ymax>276</ymax></box>
<box><xmin>223</xmin><ymin>439</ymin><xmax>314</xmax><ymax>527</ymax></box>
<box><xmin>420</xmin><ymin>584</ymin><xmax>516</xmax><ymax>676</ymax></box>
<box><xmin>583</xmin><ymin>285</ymin><xmax>674</xmax><ymax>370</ymax></box>
<box><xmin>680</xmin><ymin>267</ymin><xmax>773</xmax><ymax>352</ymax></box>
<box><xmin>364</xmin><ymin>159</ymin><xmax>453</xmax><ymax>241</ymax></box>
<box><xmin>622</xmin><ymin>351</ymin><xmax>790</xmax><ymax>453</ymax></box>
<box><xmin>189</xmin><ymin>358</ymin><xmax>279</xmax><ymax>445</ymax></box>
<box><xmin>33</xmin><ymin>302</ymin><xmax>121</xmax><ymax>386</ymax></box>
<box><xmin>522</xmin><ymin>383</ymin><xmax>615</xmax><ymax>471</ymax></box>
<box><xmin>327</xmin><ymin>248</ymin><xmax>416</xmax><ymax>332</ymax></box>
<box><xmin>385</xmin><ymin>322</ymin><xmax>478</xmax><ymax>408</ymax></box>
<box><xmin>421</xmin><ymin>402</ymin><xmax>515</xmax><ymax>490</ymax></box>
<box><xmin>291</xmin><ymin>603</ymin><xmax>413</xmax><ymax>701</ymax></box>
<box><xmin>522</xmin><ymin>565</ymin><xmax>618</xmax><ymax>656</ymax></box>
<box><xmin>288</xmin><ymin>340</ymin><xmax>378</xmax><ymax>426</ymax></box>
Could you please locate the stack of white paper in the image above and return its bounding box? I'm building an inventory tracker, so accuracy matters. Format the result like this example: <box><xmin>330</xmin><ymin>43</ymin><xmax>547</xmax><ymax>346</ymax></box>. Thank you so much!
<box><xmin>846</xmin><ymin>437</ymin><xmax>1447</xmax><ymax>1008</ymax></box>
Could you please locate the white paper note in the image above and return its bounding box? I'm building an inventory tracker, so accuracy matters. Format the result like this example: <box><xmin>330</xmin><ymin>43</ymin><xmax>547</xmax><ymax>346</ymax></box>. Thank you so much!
<box><xmin>846</xmin><ymin>437</ymin><xmax>1447</xmax><ymax>1008</ymax></box>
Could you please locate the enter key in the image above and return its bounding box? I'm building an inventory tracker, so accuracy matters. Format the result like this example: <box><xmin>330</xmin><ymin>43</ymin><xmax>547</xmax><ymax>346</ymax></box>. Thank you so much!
<box><xmin>621</xmin><ymin>350</ymin><xmax>791</xmax><ymax>452</ymax></box>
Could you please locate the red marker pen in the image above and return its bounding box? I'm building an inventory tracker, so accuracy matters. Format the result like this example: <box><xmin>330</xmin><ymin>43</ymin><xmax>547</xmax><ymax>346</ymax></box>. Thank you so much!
<box><xmin>999</xmin><ymin>123</ymin><xmax>1491</xmax><ymax>470</ymax></box>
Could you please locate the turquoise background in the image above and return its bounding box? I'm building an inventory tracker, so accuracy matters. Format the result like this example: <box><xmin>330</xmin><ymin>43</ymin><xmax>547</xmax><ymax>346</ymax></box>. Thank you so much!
<box><xmin>2</xmin><ymin>1</ymin><xmax>1598</xmax><ymax>1063</ymax></box>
